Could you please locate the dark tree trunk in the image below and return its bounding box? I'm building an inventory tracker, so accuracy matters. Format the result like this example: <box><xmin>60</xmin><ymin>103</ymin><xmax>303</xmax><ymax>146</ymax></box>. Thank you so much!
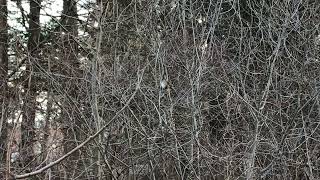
<box><xmin>20</xmin><ymin>0</ymin><xmax>41</xmax><ymax>173</ymax></box>
<box><xmin>0</xmin><ymin>0</ymin><xmax>8</xmax><ymax>178</ymax></box>
<box><xmin>60</xmin><ymin>0</ymin><xmax>83</xmax><ymax>178</ymax></box>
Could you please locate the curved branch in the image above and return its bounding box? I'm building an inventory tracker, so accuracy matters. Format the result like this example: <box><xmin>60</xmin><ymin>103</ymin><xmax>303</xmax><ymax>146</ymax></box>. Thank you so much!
<box><xmin>11</xmin><ymin>87</ymin><xmax>138</xmax><ymax>180</ymax></box>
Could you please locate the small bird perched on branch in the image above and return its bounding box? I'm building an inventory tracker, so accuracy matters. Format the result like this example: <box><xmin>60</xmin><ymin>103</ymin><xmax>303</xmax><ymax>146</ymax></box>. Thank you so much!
<box><xmin>160</xmin><ymin>79</ymin><xmax>167</xmax><ymax>90</ymax></box>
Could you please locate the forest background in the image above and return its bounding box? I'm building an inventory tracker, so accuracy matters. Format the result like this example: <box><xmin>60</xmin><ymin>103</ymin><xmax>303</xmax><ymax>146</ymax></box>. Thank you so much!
<box><xmin>1</xmin><ymin>0</ymin><xmax>320</xmax><ymax>179</ymax></box>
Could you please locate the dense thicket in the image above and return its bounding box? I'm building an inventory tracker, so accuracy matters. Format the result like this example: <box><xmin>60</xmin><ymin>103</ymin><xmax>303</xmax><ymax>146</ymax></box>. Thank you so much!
<box><xmin>1</xmin><ymin>0</ymin><xmax>320</xmax><ymax>179</ymax></box>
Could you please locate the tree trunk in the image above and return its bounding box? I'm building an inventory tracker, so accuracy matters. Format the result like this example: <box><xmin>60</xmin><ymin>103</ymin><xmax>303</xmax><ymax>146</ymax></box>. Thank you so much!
<box><xmin>0</xmin><ymin>0</ymin><xmax>8</xmax><ymax>178</ymax></box>
<box><xmin>20</xmin><ymin>0</ymin><xmax>41</xmax><ymax>173</ymax></box>
<box><xmin>59</xmin><ymin>0</ymin><xmax>82</xmax><ymax>178</ymax></box>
